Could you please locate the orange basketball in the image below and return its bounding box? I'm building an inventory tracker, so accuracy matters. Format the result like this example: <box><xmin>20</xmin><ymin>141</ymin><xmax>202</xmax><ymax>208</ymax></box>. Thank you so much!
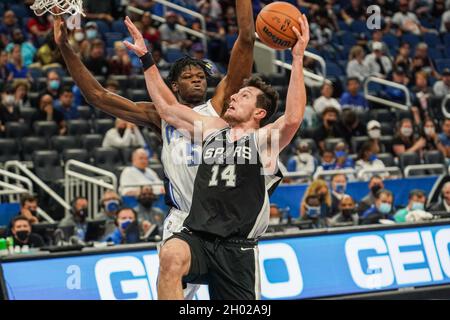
<box><xmin>256</xmin><ymin>2</ymin><xmax>302</xmax><ymax>50</ymax></box>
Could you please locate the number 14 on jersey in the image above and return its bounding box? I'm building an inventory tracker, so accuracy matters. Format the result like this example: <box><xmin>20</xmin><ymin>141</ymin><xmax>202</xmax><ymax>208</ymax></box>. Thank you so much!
<box><xmin>208</xmin><ymin>165</ymin><xmax>236</xmax><ymax>187</ymax></box>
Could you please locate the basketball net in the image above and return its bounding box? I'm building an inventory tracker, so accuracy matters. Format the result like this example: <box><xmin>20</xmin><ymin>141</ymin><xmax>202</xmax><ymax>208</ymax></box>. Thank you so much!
<box><xmin>30</xmin><ymin>0</ymin><xmax>85</xmax><ymax>17</ymax></box>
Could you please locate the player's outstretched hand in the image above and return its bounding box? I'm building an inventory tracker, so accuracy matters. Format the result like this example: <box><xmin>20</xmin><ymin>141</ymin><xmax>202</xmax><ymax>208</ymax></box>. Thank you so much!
<box><xmin>291</xmin><ymin>14</ymin><xmax>310</xmax><ymax>59</ymax></box>
<box><xmin>123</xmin><ymin>16</ymin><xmax>148</xmax><ymax>57</ymax></box>
<box><xmin>53</xmin><ymin>15</ymin><xmax>68</xmax><ymax>46</ymax></box>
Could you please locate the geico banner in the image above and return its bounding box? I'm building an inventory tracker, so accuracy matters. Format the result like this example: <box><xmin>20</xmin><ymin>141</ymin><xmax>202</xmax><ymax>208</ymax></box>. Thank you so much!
<box><xmin>2</xmin><ymin>224</ymin><xmax>450</xmax><ymax>300</ymax></box>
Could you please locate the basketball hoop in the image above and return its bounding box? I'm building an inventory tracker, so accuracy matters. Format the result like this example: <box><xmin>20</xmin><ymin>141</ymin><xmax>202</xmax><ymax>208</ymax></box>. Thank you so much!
<box><xmin>30</xmin><ymin>0</ymin><xmax>85</xmax><ymax>17</ymax></box>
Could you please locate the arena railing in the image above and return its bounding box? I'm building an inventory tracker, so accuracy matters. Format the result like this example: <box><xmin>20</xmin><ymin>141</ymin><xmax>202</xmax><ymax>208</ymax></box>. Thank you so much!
<box><xmin>65</xmin><ymin>160</ymin><xmax>117</xmax><ymax>220</ymax></box>
<box><xmin>404</xmin><ymin>164</ymin><xmax>447</xmax><ymax>177</ymax></box>
<box><xmin>363</xmin><ymin>76</ymin><xmax>411</xmax><ymax>111</ymax></box>
<box><xmin>313</xmin><ymin>168</ymin><xmax>357</xmax><ymax>180</ymax></box>
<box><xmin>126</xmin><ymin>4</ymin><xmax>208</xmax><ymax>54</ymax></box>
<box><xmin>1</xmin><ymin>165</ymin><xmax>58</xmax><ymax>223</ymax></box>
<box><xmin>441</xmin><ymin>94</ymin><xmax>450</xmax><ymax>118</ymax></box>
<box><xmin>356</xmin><ymin>167</ymin><xmax>402</xmax><ymax>180</ymax></box>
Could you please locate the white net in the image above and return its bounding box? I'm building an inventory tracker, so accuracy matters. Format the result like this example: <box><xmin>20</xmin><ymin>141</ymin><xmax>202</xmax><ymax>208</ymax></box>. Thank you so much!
<box><xmin>30</xmin><ymin>0</ymin><xmax>84</xmax><ymax>16</ymax></box>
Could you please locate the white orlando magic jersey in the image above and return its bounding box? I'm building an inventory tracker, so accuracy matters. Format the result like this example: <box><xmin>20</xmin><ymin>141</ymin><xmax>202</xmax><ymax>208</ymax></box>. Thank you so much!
<box><xmin>161</xmin><ymin>100</ymin><xmax>218</xmax><ymax>213</ymax></box>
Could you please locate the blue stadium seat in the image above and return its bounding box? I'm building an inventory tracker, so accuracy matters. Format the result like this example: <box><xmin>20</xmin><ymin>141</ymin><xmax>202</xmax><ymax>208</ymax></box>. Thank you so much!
<box><xmin>340</xmin><ymin>31</ymin><xmax>357</xmax><ymax>47</ymax></box>
<box><xmin>326</xmin><ymin>62</ymin><xmax>343</xmax><ymax>77</ymax></box>
<box><xmin>444</xmin><ymin>33</ymin><xmax>450</xmax><ymax>47</ymax></box>
<box><xmin>423</xmin><ymin>32</ymin><xmax>441</xmax><ymax>47</ymax></box>
<box><xmin>435</xmin><ymin>59</ymin><xmax>450</xmax><ymax>73</ymax></box>
<box><xmin>165</xmin><ymin>48</ymin><xmax>185</xmax><ymax>63</ymax></box>
<box><xmin>105</xmin><ymin>32</ymin><xmax>124</xmax><ymax>48</ymax></box>
<box><xmin>382</xmin><ymin>33</ymin><xmax>399</xmax><ymax>48</ymax></box>
<box><xmin>401</xmin><ymin>33</ymin><xmax>421</xmax><ymax>48</ymax></box>
<box><xmin>350</xmin><ymin>20</ymin><xmax>369</xmax><ymax>35</ymax></box>
<box><xmin>338</xmin><ymin>20</ymin><xmax>350</xmax><ymax>32</ymax></box>
<box><xmin>10</xmin><ymin>4</ymin><xmax>30</xmax><ymax>19</ymax></box>
<box><xmin>428</xmin><ymin>48</ymin><xmax>443</xmax><ymax>60</ymax></box>
<box><xmin>111</xmin><ymin>20</ymin><xmax>128</xmax><ymax>36</ymax></box>
<box><xmin>92</xmin><ymin>20</ymin><xmax>111</xmax><ymax>36</ymax></box>
<box><xmin>445</xmin><ymin>46</ymin><xmax>450</xmax><ymax>59</ymax></box>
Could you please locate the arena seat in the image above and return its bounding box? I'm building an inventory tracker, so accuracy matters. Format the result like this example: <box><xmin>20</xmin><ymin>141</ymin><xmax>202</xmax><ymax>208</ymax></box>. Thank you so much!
<box><xmin>119</xmin><ymin>147</ymin><xmax>134</xmax><ymax>166</ymax></box>
<box><xmin>81</xmin><ymin>134</ymin><xmax>104</xmax><ymax>154</ymax></box>
<box><xmin>111</xmin><ymin>20</ymin><xmax>128</xmax><ymax>35</ymax></box>
<box><xmin>377</xmin><ymin>153</ymin><xmax>395</xmax><ymax>167</ymax></box>
<box><xmin>401</xmin><ymin>33</ymin><xmax>421</xmax><ymax>48</ymax></box>
<box><xmin>62</xmin><ymin>149</ymin><xmax>90</xmax><ymax>163</ymax></box>
<box><xmin>423</xmin><ymin>32</ymin><xmax>441</xmax><ymax>47</ymax></box>
<box><xmin>93</xmin><ymin>119</ymin><xmax>114</xmax><ymax>135</ymax></box>
<box><xmin>92</xmin><ymin>147</ymin><xmax>121</xmax><ymax>172</ymax></box>
<box><xmin>128</xmin><ymin>89</ymin><xmax>150</xmax><ymax>102</ymax></box>
<box><xmin>380</xmin><ymin>122</ymin><xmax>395</xmax><ymax>135</ymax></box>
<box><xmin>32</xmin><ymin>150</ymin><xmax>64</xmax><ymax>182</ymax></box>
<box><xmin>109</xmin><ymin>75</ymin><xmax>130</xmax><ymax>90</ymax></box>
<box><xmin>351</xmin><ymin>136</ymin><xmax>370</xmax><ymax>154</ymax></box>
<box><xmin>67</xmin><ymin>119</ymin><xmax>91</xmax><ymax>136</ymax></box>
<box><xmin>424</xmin><ymin>150</ymin><xmax>446</xmax><ymax>165</ymax></box>
<box><xmin>324</xmin><ymin>138</ymin><xmax>345</xmax><ymax>151</ymax></box>
<box><xmin>399</xmin><ymin>152</ymin><xmax>422</xmax><ymax>175</ymax></box>
<box><xmin>50</xmin><ymin>136</ymin><xmax>81</xmax><ymax>153</ymax></box>
<box><xmin>5</xmin><ymin>121</ymin><xmax>30</xmax><ymax>139</ymax></box>
<box><xmin>20</xmin><ymin>108</ymin><xmax>36</xmax><ymax>124</ymax></box>
<box><xmin>20</xmin><ymin>137</ymin><xmax>49</xmax><ymax>161</ymax></box>
<box><xmin>0</xmin><ymin>138</ymin><xmax>21</xmax><ymax>162</ymax></box>
<box><xmin>380</xmin><ymin>135</ymin><xmax>394</xmax><ymax>154</ymax></box>
<box><xmin>33</xmin><ymin>121</ymin><xmax>58</xmax><ymax>138</ymax></box>
<box><xmin>77</xmin><ymin>106</ymin><xmax>93</xmax><ymax>120</ymax></box>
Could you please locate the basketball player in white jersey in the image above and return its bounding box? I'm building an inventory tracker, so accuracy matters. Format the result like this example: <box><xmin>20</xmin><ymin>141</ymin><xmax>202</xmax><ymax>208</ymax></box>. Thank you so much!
<box><xmin>53</xmin><ymin>1</ymin><xmax>260</xmax><ymax>299</ymax></box>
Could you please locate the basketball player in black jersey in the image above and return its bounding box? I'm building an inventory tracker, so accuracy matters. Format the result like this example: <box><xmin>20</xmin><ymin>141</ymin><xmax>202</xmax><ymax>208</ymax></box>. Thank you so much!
<box><xmin>125</xmin><ymin>14</ymin><xmax>309</xmax><ymax>300</ymax></box>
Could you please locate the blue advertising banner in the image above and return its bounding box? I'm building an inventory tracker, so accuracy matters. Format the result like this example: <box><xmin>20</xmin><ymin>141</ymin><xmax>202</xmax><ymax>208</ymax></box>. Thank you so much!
<box><xmin>2</xmin><ymin>222</ymin><xmax>450</xmax><ymax>300</ymax></box>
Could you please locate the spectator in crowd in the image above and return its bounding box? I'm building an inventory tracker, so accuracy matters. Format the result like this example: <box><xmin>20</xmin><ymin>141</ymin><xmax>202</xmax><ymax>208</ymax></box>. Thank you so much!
<box><xmin>95</xmin><ymin>190</ymin><xmax>122</xmax><ymax>237</ymax></box>
<box><xmin>355</xmin><ymin>141</ymin><xmax>387</xmax><ymax>179</ymax></box>
<box><xmin>141</xmin><ymin>12</ymin><xmax>161</xmax><ymax>49</ymax></box>
<box><xmin>358</xmin><ymin>175</ymin><xmax>385</xmax><ymax>214</ymax></box>
<box><xmin>340</xmin><ymin>0</ymin><xmax>366</xmax><ymax>25</ymax></box>
<box><xmin>339</xmin><ymin>77</ymin><xmax>367</xmax><ymax>111</ymax></box>
<box><xmin>367</xmin><ymin>120</ymin><xmax>383</xmax><ymax>153</ymax></box>
<box><xmin>13</xmin><ymin>80</ymin><xmax>31</xmax><ymax>110</ymax></box>
<box><xmin>119</xmin><ymin>148</ymin><xmax>163</xmax><ymax>196</ymax></box>
<box><xmin>360</xmin><ymin>189</ymin><xmax>395</xmax><ymax>225</ymax></box>
<box><xmin>17</xmin><ymin>194</ymin><xmax>40</xmax><ymax>225</ymax></box>
<box><xmin>0</xmin><ymin>50</ymin><xmax>11</xmax><ymax>82</ymax></box>
<box><xmin>440</xmin><ymin>10</ymin><xmax>450</xmax><ymax>33</ymax></box>
<box><xmin>0</xmin><ymin>10</ymin><xmax>23</xmax><ymax>45</ymax></box>
<box><xmin>54</xmin><ymin>87</ymin><xmax>80</xmax><ymax>120</ymax></box>
<box><xmin>84</xmin><ymin>22</ymin><xmax>100</xmax><ymax>41</ymax></box>
<box><xmin>158</xmin><ymin>11</ymin><xmax>192</xmax><ymax>52</ymax></box>
<box><xmin>84</xmin><ymin>0</ymin><xmax>116</xmax><ymax>23</ymax></box>
<box><xmin>337</xmin><ymin>109</ymin><xmax>366</xmax><ymax>145</ymax></box>
<box><xmin>421</xmin><ymin>117</ymin><xmax>447</xmax><ymax>154</ymax></box>
<box><xmin>309</xmin><ymin>9</ymin><xmax>336</xmax><ymax>56</ymax></box>
<box><xmin>391</xmin><ymin>0</ymin><xmax>430</xmax><ymax>35</ymax></box>
<box><xmin>392</xmin><ymin>118</ymin><xmax>426</xmax><ymax>157</ymax></box>
<box><xmin>363</xmin><ymin>41</ymin><xmax>392</xmax><ymax>78</ymax></box>
<box><xmin>346</xmin><ymin>45</ymin><xmax>370</xmax><ymax>83</ymax></box>
<box><xmin>438</xmin><ymin>118</ymin><xmax>450</xmax><ymax>158</ymax></box>
<box><xmin>198</xmin><ymin>0</ymin><xmax>223</xmax><ymax>19</ymax></box>
<box><xmin>201</xmin><ymin>5</ymin><xmax>227</xmax><ymax>63</ymax></box>
<box><xmin>6</xmin><ymin>44</ymin><xmax>30</xmax><ymax>81</ymax></box>
<box><xmin>394</xmin><ymin>42</ymin><xmax>412</xmax><ymax>76</ymax></box>
<box><xmin>0</xmin><ymin>86</ymin><xmax>23</xmax><ymax>127</ymax></box>
<box><xmin>32</xmin><ymin>94</ymin><xmax>66</xmax><ymax>135</ymax></box>
<box><xmin>330</xmin><ymin>173</ymin><xmax>348</xmax><ymax>215</ymax></box>
<box><xmin>367</xmin><ymin>29</ymin><xmax>388</xmax><ymax>53</ymax></box>
<box><xmin>327</xmin><ymin>195</ymin><xmax>359</xmax><ymax>227</ymax></box>
<box><xmin>40</xmin><ymin>70</ymin><xmax>62</xmax><ymax>100</ymax></box>
<box><xmin>412</xmin><ymin>42</ymin><xmax>439</xmax><ymax>79</ymax></box>
<box><xmin>84</xmin><ymin>39</ymin><xmax>109</xmax><ymax>78</ymax></box>
<box><xmin>269</xmin><ymin>203</ymin><xmax>283</xmax><ymax>225</ymax></box>
<box><xmin>412</xmin><ymin>71</ymin><xmax>432</xmax><ymax>114</ymax></box>
<box><xmin>5</xmin><ymin>28</ymin><xmax>36</xmax><ymax>67</ymax></box>
<box><xmin>433</xmin><ymin>68</ymin><xmax>450</xmax><ymax>98</ymax></box>
<box><xmin>429</xmin><ymin>182</ymin><xmax>450</xmax><ymax>212</ymax></box>
<box><xmin>191</xmin><ymin>43</ymin><xmax>220</xmax><ymax>76</ymax></box>
<box><xmin>35</xmin><ymin>32</ymin><xmax>63</xmax><ymax>69</ymax></box>
<box><xmin>10</xmin><ymin>216</ymin><xmax>44</xmax><ymax>248</ymax></box>
<box><xmin>26</xmin><ymin>13</ymin><xmax>52</xmax><ymax>46</ymax></box>
<box><xmin>394</xmin><ymin>189</ymin><xmax>427</xmax><ymax>222</ymax></box>
<box><xmin>314</xmin><ymin>106</ymin><xmax>341</xmax><ymax>151</ymax></box>
<box><xmin>102</xmin><ymin>118</ymin><xmax>146</xmax><ymax>149</ymax></box>
<box><xmin>287</xmin><ymin>140</ymin><xmax>316</xmax><ymax>173</ymax></box>
<box><xmin>68</xmin><ymin>28</ymin><xmax>90</xmax><ymax>61</ymax></box>
<box><xmin>301</xmin><ymin>194</ymin><xmax>327</xmax><ymax>228</ymax></box>
<box><xmin>134</xmin><ymin>185</ymin><xmax>165</xmax><ymax>236</ymax></box>
<box><xmin>109</xmin><ymin>41</ymin><xmax>132</xmax><ymax>76</ymax></box>
<box><xmin>316</xmin><ymin>148</ymin><xmax>336</xmax><ymax>171</ymax></box>
<box><xmin>313</xmin><ymin>80</ymin><xmax>341</xmax><ymax>115</ymax></box>
<box><xmin>300</xmin><ymin>179</ymin><xmax>331</xmax><ymax>219</ymax></box>
<box><xmin>104</xmin><ymin>208</ymin><xmax>141</xmax><ymax>245</ymax></box>
<box><xmin>334</xmin><ymin>142</ymin><xmax>355</xmax><ymax>170</ymax></box>
<box><xmin>58</xmin><ymin>197</ymin><xmax>90</xmax><ymax>242</ymax></box>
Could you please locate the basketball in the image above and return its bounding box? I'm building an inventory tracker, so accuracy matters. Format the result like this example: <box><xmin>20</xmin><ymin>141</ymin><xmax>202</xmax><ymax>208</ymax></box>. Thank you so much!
<box><xmin>256</xmin><ymin>2</ymin><xmax>302</xmax><ymax>50</ymax></box>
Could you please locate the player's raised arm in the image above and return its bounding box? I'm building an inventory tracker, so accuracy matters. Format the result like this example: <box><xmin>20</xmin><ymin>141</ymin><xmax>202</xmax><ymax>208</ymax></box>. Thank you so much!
<box><xmin>123</xmin><ymin>17</ymin><xmax>224</xmax><ymax>139</ymax></box>
<box><xmin>54</xmin><ymin>16</ymin><xmax>161</xmax><ymax>130</ymax></box>
<box><xmin>211</xmin><ymin>0</ymin><xmax>255</xmax><ymax>115</ymax></box>
<box><xmin>264</xmin><ymin>15</ymin><xmax>309</xmax><ymax>152</ymax></box>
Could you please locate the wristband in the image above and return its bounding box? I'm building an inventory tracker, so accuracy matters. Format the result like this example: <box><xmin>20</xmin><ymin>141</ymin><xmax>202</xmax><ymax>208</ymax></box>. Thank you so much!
<box><xmin>140</xmin><ymin>52</ymin><xmax>155</xmax><ymax>71</ymax></box>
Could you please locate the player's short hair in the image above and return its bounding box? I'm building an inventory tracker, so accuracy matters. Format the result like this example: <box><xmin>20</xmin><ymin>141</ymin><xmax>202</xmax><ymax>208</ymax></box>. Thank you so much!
<box><xmin>11</xmin><ymin>215</ymin><xmax>31</xmax><ymax>228</ymax></box>
<box><xmin>242</xmin><ymin>76</ymin><xmax>279</xmax><ymax>126</ymax></box>
<box><xmin>20</xmin><ymin>194</ymin><xmax>37</xmax><ymax>207</ymax></box>
<box><xmin>166</xmin><ymin>56</ymin><xmax>211</xmax><ymax>85</ymax></box>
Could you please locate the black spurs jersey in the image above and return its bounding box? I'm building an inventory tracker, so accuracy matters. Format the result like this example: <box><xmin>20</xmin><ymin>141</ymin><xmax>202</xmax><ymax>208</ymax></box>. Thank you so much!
<box><xmin>185</xmin><ymin>127</ymin><xmax>279</xmax><ymax>239</ymax></box>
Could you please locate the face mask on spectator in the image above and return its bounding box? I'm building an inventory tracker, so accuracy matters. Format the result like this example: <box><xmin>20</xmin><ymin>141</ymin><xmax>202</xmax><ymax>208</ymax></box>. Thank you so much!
<box><xmin>120</xmin><ymin>219</ymin><xmax>132</xmax><ymax>230</ymax></box>
<box><xmin>341</xmin><ymin>208</ymin><xmax>355</xmax><ymax>217</ymax></box>
<box><xmin>378</xmin><ymin>202</ymin><xmax>392</xmax><ymax>214</ymax></box>
<box><xmin>424</xmin><ymin>127</ymin><xmax>435</xmax><ymax>136</ymax></box>
<box><xmin>401</xmin><ymin>127</ymin><xmax>413</xmax><ymax>137</ymax></box>
<box><xmin>326</xmin><ymin>119</ymin><xmax>336</xmax><ymax>127</ymax></box>
<box><xmin>368</xmin><ymin>154</ymin><xmax>378</xmax><ymax>162</ymax></box>
<box><xmin>49</xmin><ymin>80</ymin><xmax>60</xmax><ymax>91</ymax></box>
<box><xmin>75</xmin><ymin>207</ymin><xmax>88</xmax><ymax>222</ymax></box>
<box><xmin>411</xmin><ymin>202</ymin><xmax>424</xmax><ymax>211</ymax></box>
<box><xmin>335</xmin><ymin>151</ymin><xmax>346</xmax><ymax>158</ymax></box>
<box><xmin>74</xmin><ymin>32</ymin><xmax>85</xmax><ymax>42</ymax></box>
<box><xmin>269</xmin><ymin>217</ymin><xmax>281</xmax><ymax>224</ymax></box>
<box><xmin>368</xmin><ymin>129</ymin><xmax>381</xmax><ymax>139</ymax></box>
<box><xmin>104</xmin><ymin>200</ymin><xmax>120</xmax><ymax>213</ymax></box>
<box><xmin>16</xmin><ymin>230</ymin><xmax>30</xmax><ymax>242</ymax></box>
<box><xmin>86</xmin><ymin>29</ymin><xmax>98</xmax><ymax>40</ymax></box>
<box><xmin>334</xmin><ymin>183</ymin><xmax>346</xmax><ymax>194</ymax></box>
<box><xmin>371</xmin><ymin>184</ymin><xmax>382</xmax><ymax>195</ymax></box>
<box><xmin>139</xmin><ymin>195</ymin><xmax>154</xmax><ymax>208</ymax></box>
<box><xmin>306</xmin><ymin>205</ymin><xmax>321</xmax><ymax>218</ymax></box>
<box><xmin>29</xmin><ymin>209</ymin><xmax>37</xmax><ymax>217</ymax></box>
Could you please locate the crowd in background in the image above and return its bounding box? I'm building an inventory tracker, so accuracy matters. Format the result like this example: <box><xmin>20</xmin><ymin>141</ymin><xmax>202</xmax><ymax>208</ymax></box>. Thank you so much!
<box><xmin>0</xmin><ymin>0</ymin><xmax>450</xmax><ymax>248</ymax></box>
